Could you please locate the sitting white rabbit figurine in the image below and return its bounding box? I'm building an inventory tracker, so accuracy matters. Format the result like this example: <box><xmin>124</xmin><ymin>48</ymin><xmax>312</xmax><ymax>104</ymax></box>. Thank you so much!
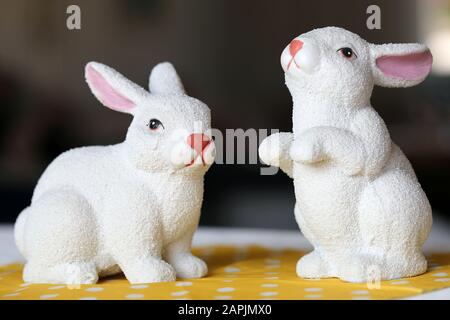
<box><xmin>259</xmin><ymin>27</ymin><xmax>433</xmax><ymax>282</ymax></box>
<box><xmin>14</xmin><ymin>61</ymin><xmax>215</xmax><ymax>284</ymax></box>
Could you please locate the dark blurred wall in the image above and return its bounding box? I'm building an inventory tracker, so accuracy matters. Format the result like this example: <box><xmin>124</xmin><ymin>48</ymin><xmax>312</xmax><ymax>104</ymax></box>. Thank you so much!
<box><xmin>0</xmin><ymin>0</ymin><xmax>449</xmax><ymax>227</ymax></box>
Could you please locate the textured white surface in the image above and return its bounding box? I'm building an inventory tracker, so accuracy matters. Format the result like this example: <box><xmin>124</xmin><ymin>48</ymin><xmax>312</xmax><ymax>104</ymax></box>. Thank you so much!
<box><xmin>13</xmin><ymin>62</ymin><xmax>215</xmax><ymax>284</ymax></box>
<box><xmin>1</xmin><ymin>223</ymin><xmax>449</xmax><ymax>299</ymax></box>
<box><xmin>260</xmin><ymin>27</ymin><xmax>434</xmax><ymax>282</ymax></box>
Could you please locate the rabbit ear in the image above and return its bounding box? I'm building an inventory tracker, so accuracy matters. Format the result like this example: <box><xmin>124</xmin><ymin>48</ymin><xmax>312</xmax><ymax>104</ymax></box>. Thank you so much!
<box><xmin>370</xmin><ymin>43</ymin><xmax>433</xmax><ymax>88</ymax></box>
<box><xmin>85</xmin><ymin>62</ymin><xmax>149</xmax><ymax>115</ymax></box>
<box><xmin>149</xmin><ymin>62</ymin><xmax>185</xmax><ymax>95</ymax></box>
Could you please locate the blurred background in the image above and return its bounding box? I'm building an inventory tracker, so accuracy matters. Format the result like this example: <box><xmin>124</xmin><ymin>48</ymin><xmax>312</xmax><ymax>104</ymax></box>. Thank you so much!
<box><xmin>0</xmin><ymin>0</ymin><xmax>449</xmax><ymax>229</ymax></box>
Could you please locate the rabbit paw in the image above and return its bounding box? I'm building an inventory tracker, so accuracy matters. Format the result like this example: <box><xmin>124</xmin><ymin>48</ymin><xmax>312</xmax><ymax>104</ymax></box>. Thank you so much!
<box><xmin>296</xmin><ymin>251</ymin><xmax>329</xmax><ymax>279</ymax></box>
<box><xmin>336</xmin><ymin>255</ymin><xmax>375</xmax><ymax>283</ymax></box>
<box><xmin>23</xmin><ymin>261</ymin><xmax>99</xmax><ymax>285</ymax></box>
<box><xmin>290</xmin><ymin>139</ymin><xmax>324</xmax><ymax>164</ymax></box>
<box><xmin>169</xmin><ymin>253</ymin><xmax>208</xmax><ymax>279</ymax></box>
<box><xmin>123</xmin><ymin>257</ymin><xmax>176</xmax><ymax>284</ymax></box>
<box><xmin>259</xmin><ymin>136</ymin><xmax>282</xmax><ymax>167</ymax></box>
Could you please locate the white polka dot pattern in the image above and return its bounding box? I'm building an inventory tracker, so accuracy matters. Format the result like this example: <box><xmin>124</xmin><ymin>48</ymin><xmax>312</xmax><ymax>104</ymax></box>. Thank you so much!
<box><xmin>0</xmin><ymin>246</ymin><xmax>449</xmax><ymax>300</ymax></box>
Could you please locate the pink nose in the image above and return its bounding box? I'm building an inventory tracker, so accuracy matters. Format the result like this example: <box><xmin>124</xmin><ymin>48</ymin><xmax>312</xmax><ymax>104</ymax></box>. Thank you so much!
<box><xmin>289</xmin><ymin>39</ymin><xmax>303</xmax><ymax>56</ymax></box>
<box><xmin>187</xmin><ymin>134</ymin><xmax>211</xmax><ymax>153</ymax></box>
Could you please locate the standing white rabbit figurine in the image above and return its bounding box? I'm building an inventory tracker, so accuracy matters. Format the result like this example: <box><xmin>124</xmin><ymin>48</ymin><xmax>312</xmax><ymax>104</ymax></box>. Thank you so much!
<box><xmin>259</xmin><ymin>27</ymin><xmax>433</xmax><ymax>282</ymax></box>
<box><xmin>14</xmin><ymin>62</ymin><xmax>215</xmax><ymax>284</ymax></box>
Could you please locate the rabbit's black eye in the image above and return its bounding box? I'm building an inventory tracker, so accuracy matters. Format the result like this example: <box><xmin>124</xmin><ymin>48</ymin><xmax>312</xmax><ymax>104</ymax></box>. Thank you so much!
<box><xmin>338</xmin><ymin>47</ymin><xmax>357</xmax><ymax>59</ymax></box>
<box><xmin>148</xmin><ymin>119</ymin><xmax>164</xmax><ymax>130</ymax></box>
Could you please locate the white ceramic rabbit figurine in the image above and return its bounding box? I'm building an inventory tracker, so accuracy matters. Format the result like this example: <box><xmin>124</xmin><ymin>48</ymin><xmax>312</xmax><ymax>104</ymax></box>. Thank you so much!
<box><xmin>14</xmin><ymin>61</ymin><xmax>215</xmax><ymax>284</ymax></box>
<box><xmin>259</xmin><ymin>27</ymin><xmax>433</xmax><ymax>282</ymax></box>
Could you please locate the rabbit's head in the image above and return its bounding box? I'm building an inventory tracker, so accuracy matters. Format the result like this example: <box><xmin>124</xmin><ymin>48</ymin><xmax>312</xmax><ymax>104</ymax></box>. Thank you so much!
<box><xmin>85</xmin><ymin>61</ymin><xmax>215</xmax><ymax>174</ymax></box>
<box><xmin>281</xmin><ymin>27</ymin><xmax>433</xmax><ymax>105</ymax></box>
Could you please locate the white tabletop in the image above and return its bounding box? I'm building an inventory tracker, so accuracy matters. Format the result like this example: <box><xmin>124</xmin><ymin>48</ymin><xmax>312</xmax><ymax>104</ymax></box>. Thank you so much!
<box><xmin>1</xmin><ymin>220</ymin><xmax>449</xmax><ymax>300</ymax></box>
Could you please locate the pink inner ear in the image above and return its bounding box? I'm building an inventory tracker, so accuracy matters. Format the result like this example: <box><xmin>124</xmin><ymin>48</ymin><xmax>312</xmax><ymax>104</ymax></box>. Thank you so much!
<box><xmin>376</xmin><ymin>50</ymin><xmax>432</xmax><ymax>81</ymax></box>
<box><xmin>86</xmin><ymin>65</ymin><xmax>135</xmax><ymax>110</ymax></box>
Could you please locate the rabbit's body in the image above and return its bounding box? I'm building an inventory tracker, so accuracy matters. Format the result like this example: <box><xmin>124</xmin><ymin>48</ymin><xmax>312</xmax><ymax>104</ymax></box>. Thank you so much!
<box><xmin>259</xmin><ymin>27</ymin><xmax>433</xmax><ymax>282</ymax></box>
<box><xmin>15</xmin><ymin>62</ymin><xmax>215</xmax><ymax>284</ymax></box>
<box><xmin>32</xmin><ymin>144</ymin><xmax>204</xmax><ymax>233</ymax></box>
<box><xmin>291</xmin><ymin>103</ymin><xmax>431</xmax><ymax>282</ymax></box>
<box><xmin>17</xmin><ymin>144</ymin><xmax>204</xmax><ymax>282</ymax></box>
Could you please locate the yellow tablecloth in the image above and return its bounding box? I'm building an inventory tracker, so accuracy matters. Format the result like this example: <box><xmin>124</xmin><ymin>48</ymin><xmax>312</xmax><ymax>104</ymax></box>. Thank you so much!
<box><xmin>1</xmin><ymin>246</ymin><xmax>449</xmax><ymax>300</ymax></box>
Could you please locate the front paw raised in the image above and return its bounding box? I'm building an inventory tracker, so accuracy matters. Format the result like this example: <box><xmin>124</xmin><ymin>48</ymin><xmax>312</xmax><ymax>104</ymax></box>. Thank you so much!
<box><xmin>169</xmin><ymin>253</ymin><xmax>208</xmax><ymax>279</ymax></box>
<box><xmin>290</xmin><ymin>140</ymin><xmax>324</xmax><ymax>164</ymax></box>
<box><xmin>259</xmin><ymin>136</ymin><xmax>281</xmax><ymax>167</ymax></box>
<box><xmin>122</xmin><ymin>257</ymin><xmax>176</xmax><ymax>284</ymax></box>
